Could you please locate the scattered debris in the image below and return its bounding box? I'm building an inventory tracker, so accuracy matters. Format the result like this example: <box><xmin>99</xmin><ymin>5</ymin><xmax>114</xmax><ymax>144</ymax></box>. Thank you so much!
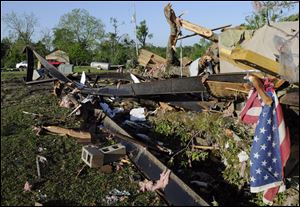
<box><xmin>23</xmin><ymin>181</ymin><xmax>32</xmax><ymax>192</ymax></box>
<box><xmin>139</xmin><ymin>169</ymin><xmax>171</xmax><ymax>192</ymax></box>
<box><xmin>129</xmin><ymin>107</ymin><xmax>146</xmax><ymax>122</ymax></box>
<box><xmin>82</xmin><ymin>145</ymin><xmax>104</xmax><ymax>168</ymax></box>
<box><xmin>99</xmin><ymin>165</ymin><xmax>113</xmax><ymax>174</ymax></box>
<box><xmin>35</xmin><ymin>125</ymin><xmax>92</xmax><ymax>142</ymax></box>
<box><xmin>34</xmin><ymin>202</ymin><xmax>43</xmax><ymax>206</ymax></box>
<box><xmin>15</xmin><ymin>6</ymin><xmax>298</xmax><ymax>205</ymax></box>
<box><xmin>36</xmin><ymin>155</ymin><xmax>47</xmax><ymax>178</ymax></box>
<box><xmin>82</xmin><ymin>144</ymin><xmax>126</xmax><ymax>168</ymax></box>
<box><xmin>105</xmin><ymin>188</ymin><xmax>130</xmax><ymax>205</ymax></box>
<box><xmin>100</xmin><ymin>102</ymin><xmax>123</xmax><ymax>118</ymax></box>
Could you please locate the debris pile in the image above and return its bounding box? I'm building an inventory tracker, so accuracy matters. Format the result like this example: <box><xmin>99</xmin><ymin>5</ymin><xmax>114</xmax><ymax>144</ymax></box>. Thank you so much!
<box><xmin>17</xmin><ymin>4</ymin><xmax>299</xmax><ymax>206</ymax></box>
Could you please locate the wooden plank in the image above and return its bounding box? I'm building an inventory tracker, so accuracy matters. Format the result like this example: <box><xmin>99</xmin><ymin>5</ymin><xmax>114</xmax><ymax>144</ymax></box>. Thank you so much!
<box><xmin>181</xmin><ymin>57</ymin><xmax>192</xmax><ymax>67</ymax></box>
<box><xmin>151</xmin><ymin>54</ymin><xmax>167</xmax><ymax>64</ymax></box>
<box><xmin>26</xmin><ymin>78</ymin><xmax>57</xmax><ymax>85</ymax></box>
<box><xmin>206</xmin><ymin>81</ymin><xmax>250</xmax><ymax>98</ymax></box>
<box><xmin>138</xmin><ymin>49</ymin><xmax>153</xmax><ymax>67</ymax></box>
<box><xmin>138</xmin><ymin>49</ymin><xmax>166</xmax><ymax>67</ymax></box>
<box><xmin>177</xmin><ymin>24</ymin><xmax>232</xmax><ymax>41</ymax></box>
<box><xmin>179</xmin><ymin>19</ymin><xmax>218</xmax><ymax>42</ymax></box>
<box><xmin>230</xmin><ymin>48</ymin><xmax>281</xmax><ymax>76</ymax></box>
<box><xmin>219</xmin><ymin>48</ymin><xmax>286</xmax><ymax>89</ymax></box>
<box><xmin>180</xmin><ymin>19</ymin><xmax>213</xmax><ymax>37</ymax></box>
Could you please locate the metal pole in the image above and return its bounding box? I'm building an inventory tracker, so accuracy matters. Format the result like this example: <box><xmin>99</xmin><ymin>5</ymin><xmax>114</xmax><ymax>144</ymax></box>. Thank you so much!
<box><xmin>133</xmin><ymin>1</ymin><xmax>139</xmax><ymax>57</ymax></box>
<box><xmin>180</xmin><ymin>39</ymin><xmax>183</xmax><ymax>78</ymax></box>
<box><xmin>36</xmin><ymin>156</ymin><xmax>41</xmax><ymax>178</ymax></box>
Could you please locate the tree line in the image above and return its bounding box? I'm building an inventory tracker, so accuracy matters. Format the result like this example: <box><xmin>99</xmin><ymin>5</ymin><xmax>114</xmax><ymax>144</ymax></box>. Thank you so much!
<box><xmin>1</xmin><ymin>2</ymin><xmax>298</xmax><ymax>68</ymax></box>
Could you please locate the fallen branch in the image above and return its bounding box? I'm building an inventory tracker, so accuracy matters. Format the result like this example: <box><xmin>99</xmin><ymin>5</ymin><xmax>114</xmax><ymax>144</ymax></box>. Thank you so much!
<box><xmin>168</xmin><ymin>131</ymin><xmax>201</xmax><ymax>162</ymax></box>
<box><xmin>193</xmin><ymin>144</ymin><xmax>219</xmax><ymax>150</ymax></box>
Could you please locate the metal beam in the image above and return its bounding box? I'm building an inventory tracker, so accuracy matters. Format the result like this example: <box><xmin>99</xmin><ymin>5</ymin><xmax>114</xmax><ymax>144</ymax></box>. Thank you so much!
<box><xmin>101</xmin><ymin>113</ymin><xmax>209</xmax><ymax>206</ymax></box>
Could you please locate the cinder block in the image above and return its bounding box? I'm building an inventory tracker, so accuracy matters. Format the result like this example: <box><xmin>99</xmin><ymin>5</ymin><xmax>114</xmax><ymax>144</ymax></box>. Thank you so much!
<box><xmin>81</xmin><ymin>145</ymin><xmax>104</xmax><ymax>168</ymax></box>
<box><xmin>100</xmin><ymin>143</ymin><xmax>126</xmax><ymax>164</ymax></box>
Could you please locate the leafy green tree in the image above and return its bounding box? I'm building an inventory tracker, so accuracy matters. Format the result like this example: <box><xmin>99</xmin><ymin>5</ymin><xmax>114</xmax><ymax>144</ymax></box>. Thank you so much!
<box><xmin>40</xmin><ymin>29</ymin><xmax>53</xmax><ymax>52</ymax></box>
<box><xmin>136</xmin><ymin>20</ymin><xmax>153</xmax><ymax>47</ymax></box>
<box><xmin>3</xmin><ymin>38</ymin><xmax>27</xmax><ymax>68</ymax></box>
<box><xmin>53</xmin><ymin>9</ymin><xmax>105</xmax><ymax>65</ymax></box>
<box><xmin>94</xmin><ymin>17</ymin><xmax>135</xmax><ymax>65</ymax></box>
<box><xmin>55</xmin><ymin>8</ymin><xmax>105</xmax><ymax>49</ymax></box>
<box><xmin>245</xmin><ymin>1</ymin><xmax>298</xmax><ymax>29</ymax></box>
<box><xmin>52</xmin><ymin>28</ymin><xmax>76</xmax><ymax>51</ymax></box>
<box><xmin>279</xmin><ymin>13</ymin><xmax>299</xmax><ymax>21</ymax></box>
<box><xmin>1</xmin><ymin>38</ymin><xmax>12</xmax><ymax>68</ymax></box>
<box><xmin>68</xmin><ymin>42</ymin><xmax>91</xmax><ymax>66</ymax></box>
<box><xmin>33</xmin><ymin>41</ymin><xmax>49</xmax><ymax>58</ymax></box>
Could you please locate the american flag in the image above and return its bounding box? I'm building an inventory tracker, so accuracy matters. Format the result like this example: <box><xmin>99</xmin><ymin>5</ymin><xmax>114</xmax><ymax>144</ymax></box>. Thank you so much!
<box><xmin>241</xmin><ymin>79</ymin><xmax>290</xmax><ymax>205</ymax></box>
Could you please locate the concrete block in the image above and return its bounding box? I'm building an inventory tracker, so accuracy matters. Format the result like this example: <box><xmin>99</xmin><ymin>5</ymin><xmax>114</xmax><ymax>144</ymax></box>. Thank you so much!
<box><xmin>81</xmin><ymin>145</ymin><xmax>104</xmax><ymax>168</ymax></box>
<box><xmin>100</xmin><ymin>143</ymin><xmax>126</xmax><ymax>164</ymax></box>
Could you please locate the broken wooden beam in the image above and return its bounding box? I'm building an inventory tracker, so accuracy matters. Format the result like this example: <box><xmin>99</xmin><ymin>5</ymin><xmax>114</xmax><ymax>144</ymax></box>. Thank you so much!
<box><xmin>230</xmin><ymin>48</ymin><xmax>281</xmax><ymax>77</ymax></box>
<box><xmin>40</xmin><ymin>126</ymin><xmax>91</xmax><ymax>142</ymax></box>
<box><xmin>138</xmin><ymin>49</ymin><xmax>167</xmax><ymax>68</ymax></box>
<box><xmin>25</xmin><ymin>78</ymin><xmax>58</xmax><ymax>85</ymax></box>
<box><xmin>178</xmin><ymin>19</ymin><xmax>218</xmax><ymax>42</ymax></box>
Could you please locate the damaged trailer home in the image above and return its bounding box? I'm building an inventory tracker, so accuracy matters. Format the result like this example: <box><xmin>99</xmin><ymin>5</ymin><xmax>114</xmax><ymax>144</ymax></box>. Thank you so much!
<box><xmin>21</xmin><ymin>4</ymin><xmax>299</xmax><ymax>206</ymax></box>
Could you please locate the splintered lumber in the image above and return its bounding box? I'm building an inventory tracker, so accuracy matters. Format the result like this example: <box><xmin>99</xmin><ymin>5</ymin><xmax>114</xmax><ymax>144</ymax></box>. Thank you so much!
<box><xmin>177</xmin><ymin>19</ymin><xmax>218</xmax><ymax>42</ymax></box>
<box><xmin>179</xmin><ymin>20</ymin><xmax>213</xmax><ymax>40</ymax></box>
<box><xmin>219</xmin><ymin>48</ymin><xmax>285</xmax><ymax>88</ymax></box>
<box><xmin>138</xmin><ymin>49</ymin><xmax>154</xmax><ymax>67</ymax></box>
<box><xmin>42</xmin><ymin>126</ymin><xmax>91</xmax><ymax>141</ymax></box>
<box><xmin>230</xmin><ymin>48</ymin><xmax>281</xmax><ymax>77</ymax></box>
<box><xmin>177</xmin><ymin>24</ymin><xmax>232</xmax><ymax>41</ymax></box>
<box><xmin>181</xmin><ymin>57</ymin><xmax>192</xmax><ymax>67</ymax></box>
<box><xmin>138</xmin><ymin>49</ymin><xmax>167</xmax><ymax>68</ymax></box>
<box><xmin>206</xmin><ymin>81</ymin><xmax>250</xmax><ymax>99</ymax></box>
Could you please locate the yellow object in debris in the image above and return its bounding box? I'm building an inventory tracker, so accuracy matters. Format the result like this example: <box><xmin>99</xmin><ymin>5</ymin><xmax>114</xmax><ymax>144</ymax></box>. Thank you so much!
<box><xmin>230</xmin><ymin>48</ymin><xmax>281</xmax><ymax>76</ymax></box>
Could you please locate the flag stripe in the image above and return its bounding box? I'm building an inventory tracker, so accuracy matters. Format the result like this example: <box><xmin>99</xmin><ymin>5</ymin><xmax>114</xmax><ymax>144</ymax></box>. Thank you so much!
<box><xmin>242</xmin><ymin>81</ymin><xmax>290</xmax><ymax>205</ymax></box>
<box><xmin>280</xmin><ymin>128</ymin><xmax>290</xmax><ymax>168</ymax></box>
<box><xmin>263</xmin><ymin>89</ymin><xmax>290</xmax><ymax>204</ymax></box>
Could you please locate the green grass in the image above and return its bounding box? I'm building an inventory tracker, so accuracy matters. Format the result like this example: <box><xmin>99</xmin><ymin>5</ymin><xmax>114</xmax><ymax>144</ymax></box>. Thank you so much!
<box><xmin>0</xmin><ymin>67</ymin><xmax>118</xmax><ymax>82</ymax></box>
<box><xmin>1</xmin><ymin>71</ymin><xmax>27</xmax><ymax>80</ymax></box>
<box><xmin>1</xmin><ymin>73</ymin><xmax>165</xmax><ymax>206</ymax></box>
<box><xmin>74</xmin><ymin>66</ymin><xmax>117</xmax><ymax>74</ymax></box>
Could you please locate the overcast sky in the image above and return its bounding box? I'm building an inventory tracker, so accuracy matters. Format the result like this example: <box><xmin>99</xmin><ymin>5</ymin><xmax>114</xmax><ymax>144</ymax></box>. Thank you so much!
<box><xmin>1</xmin><ymin>1</ymin><xmax>299</xmax><ymax>46</ymax></box>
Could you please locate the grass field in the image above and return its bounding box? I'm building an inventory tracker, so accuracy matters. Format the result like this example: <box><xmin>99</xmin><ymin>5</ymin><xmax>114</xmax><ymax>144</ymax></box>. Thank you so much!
<box><xmin>1</xmin><ymin>72</ymin><xmax>164</xmax><ymax>206</ymax></box>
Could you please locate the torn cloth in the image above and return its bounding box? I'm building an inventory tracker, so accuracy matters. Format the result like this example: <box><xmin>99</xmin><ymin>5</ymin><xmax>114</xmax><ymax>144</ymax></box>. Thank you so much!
<box><xmin>242</xmin><ymin>80</ymin><xmax>291</xmax><ymax>205</ymax></box>
<box><xmin>139</xmin><ymin>169</ymin><xmax>171</xmax><ymax>192</ymax></box>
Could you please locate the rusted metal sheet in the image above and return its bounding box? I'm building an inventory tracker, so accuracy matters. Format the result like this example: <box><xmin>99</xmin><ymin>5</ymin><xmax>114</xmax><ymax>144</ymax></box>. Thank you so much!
<box><xmin>101</xmin><ymin>114</ymin><xmax>209</xmax><ymax>206</ymax></box>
